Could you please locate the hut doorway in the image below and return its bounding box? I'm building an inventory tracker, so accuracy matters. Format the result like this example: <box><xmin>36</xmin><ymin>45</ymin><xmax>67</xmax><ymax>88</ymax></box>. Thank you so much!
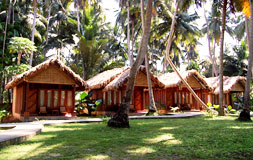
<box><xmin>134</xmin><ymin>87</ymin><xmax>143</xmax><ymax>111</ymax></box>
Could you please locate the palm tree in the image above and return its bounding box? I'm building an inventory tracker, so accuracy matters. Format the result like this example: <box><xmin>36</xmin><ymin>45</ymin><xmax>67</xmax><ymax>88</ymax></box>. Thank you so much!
<box><xmin>8</xmin><ymin>37</ymin><xmax>37</xmax><ymax>66</ymax></box>
<box><xmin>165</xmin><ymin>0</ymin><xmax>211</xmax><ymax>110</ymax></box>
<box><xmin>140</xmin><ymin>0</ymin><xmax>157</xmax><ymax>114</ymax></box>
<box><xmin>29</xmin><ymin>0</ymin><xmax>37</xmax><ymax>66</ymax></box>
<box><xmin>234</xmin><ymin>0</ymin><xmax>252</xmax><ymax>121</ymax></box>
<box><xmin>203</xmin><ymin>1</ymin><xmax>218</xmax><ymax>76</ymax></box>
<box><xmin>108</xmin><ymin>0</ymin><xmax>153</xmax><ymax>128</ymax></box>
<box><xmin>217</xmin><ymin>0</ymin><xmax>228</xmax><ymax>116</ymax></box>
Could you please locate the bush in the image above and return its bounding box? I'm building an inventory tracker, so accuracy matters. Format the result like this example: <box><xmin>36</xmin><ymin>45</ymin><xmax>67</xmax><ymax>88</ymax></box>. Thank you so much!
<box><xmin>75</xmin><ymin>91</ymin><xmax>102</xmax><ymax>116</ymax></box>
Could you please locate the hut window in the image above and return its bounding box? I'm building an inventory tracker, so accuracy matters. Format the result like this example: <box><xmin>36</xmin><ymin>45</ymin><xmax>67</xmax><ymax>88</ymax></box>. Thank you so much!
<box><xmin>114</xmin><ymin>91</ymin><xmax>117</xmax><ymax>105</ymax></box>
<box><xmin>54</xmin><ymin>91</ymin><xmax>59</xmax><ymax>107</ymax></box>
<box><xmin>47</xmin><ymin>90</ymin><xmax>52</xmax><ymax>107</ymax></box>
<box><xmin>103</xmin><ymin>92</ymin><xmax>106</xmax><ymax>104</ymax></box>
<box><xmin>61</xmin><ymin>91</ymin><xmax>65</xmax><ymax>106</ymax></box>
<box><xmin>174</xmin><ymin>92</ymin><xmax>177</xmax><ymax>104</ymax></box>
<box><xmin>208</xmin><ymin>95</ymin><xmax>211</xmax><ymax>104</ymax></box>
<box><xmin>67</xmin><ymin>91</ymin><xmax>72</xmax><ymax>107</ymax></box>
<box><xmin>190</xmin><ymin>93</ymin><xmax>193</xmax><ymax>104</ymax></box>
<box><xmin>186</xmin><ymin>93</ymin><xmax>189</xmax><ymax>104</ymax></box>
<box><xmin>40</xmin><ymin>90</ymin><xmax>45</xmax><ymax>107</ymax></box>
<box><xmin>178</xmin><ymin>93</ymin><xmax>181</xmax><ymax>104</ymax></box>
<box><xmin>182</xmin><ymin>92</ymin><xmax>185</xmax><ymax>104</ymax></box>
<box><xmin>119</xmin><ymin>91</ymin><xmax>121</xmax><ymax>104</ymax></box>
<box><xmin>108</xmin><ymin>91</ymin><xmax>111</xmax><ymax>105</ymax></box>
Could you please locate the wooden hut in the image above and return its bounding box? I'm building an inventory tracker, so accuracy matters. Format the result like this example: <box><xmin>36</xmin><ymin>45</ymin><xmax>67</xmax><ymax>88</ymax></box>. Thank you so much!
<box><xmin>157</xmin><ymin>70</ymin><xmax>210</xmax><ymax>111</ymax></box>
<box><xmin>5</xmin><ymin>58</ymin><xmax>88</xmax><ymax>121</ymax></box>
<box><xmin>204</xmin><ymin>76</ymin><xmax>245</xmax><ymax>106</ymax></box>
<box><xmin>87</xmin><ymin>66</ymin><xmax>164</xmax><ymax>115</ymax></box>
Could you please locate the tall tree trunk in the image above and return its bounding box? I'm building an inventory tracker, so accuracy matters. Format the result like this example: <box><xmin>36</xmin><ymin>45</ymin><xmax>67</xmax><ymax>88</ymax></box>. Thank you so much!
<box><xmin>218</xmin><ymin>0</ymin><xmax>227</xmax><ymax>116</ymax></box>
<box><xmin>203</xmin><ymin>2</ymin><xmax>218</xmax><ymax>77</ymax></box>
<box><xmin>238</xmin><ymin>3</ymin><xmax>253</xmax><ymax>121</ymax></box>
<box><xmin>29</xmin><ymin>0</ymin><xmax>37</xmax><ymax>66</ymax></box>
<box><xmin>131</xmin><ymin>19</ymin><xmax>135</xmax><ymax>62</ymax></box>
<box><xmin>165</xmin><ymin>0</ymin><xmax>211</xmax><ymax>111</ymax></box>
<box><xmin>127</xmin><ymin>0</ymin><xmax>133</xmax><ymax>66</ymax></box>
<box><xmin>46</xmin><ymin>6</ymin><xmax>51</xmax><ymax>45</ymax></box>
<box><xmin>76</xmin><ymin>7</ymin><xmax>80</xmax><ymax>32</ymax></box>
<box><xmin>2</xmin><ymin>0</ymin><xmax>12</xmax><ymax>59</ymax></box>
<box><xmin>81</xmin><ymin>55</ymin><xmax>86</xmax><ymax>80</ymax></box>
<box><xmin>1</xmin><ymin>0</ymin><xmax>12</xmax><ymax>103</ymax></box>
<box><xmin>140</xmin><ymin>0</ymin><xmax>157</xmax><ymax>114</ymax></box>
<box><xmin>108</xmin><ymin>0</ymin><xmax>153</xmax><ymax>128</ymax></box>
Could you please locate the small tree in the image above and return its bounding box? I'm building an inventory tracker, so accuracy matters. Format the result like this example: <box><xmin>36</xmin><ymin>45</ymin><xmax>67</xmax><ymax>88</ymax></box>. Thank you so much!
<box><xmin>8</xmin><ymin>37</ymin><xmax>37</xmax><ymax>66</ymax></box>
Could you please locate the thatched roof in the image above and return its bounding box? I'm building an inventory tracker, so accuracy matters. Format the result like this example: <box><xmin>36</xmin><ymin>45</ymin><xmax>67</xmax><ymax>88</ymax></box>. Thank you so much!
<box><xmin>5</xmin><ymin>58</ymin><xmax>88</xmax><ymax>89</ymax></box>
<box><xmin>157</xmin><ymin>70</ymin><xmax>209</xmax><ymax>89</ymax></box>
<box><xmin>87</xmin><ymin>66</ymin><xmax>164</xmax><ymax>91</ymax></box>
<box><xmin>204</xmin><ymin>76</ymin><xmax>246</xmax><ymax>95</ymax></box>
<box><xmin>87</xmin><ymin>66</ymin><xmax>129</xmax><ymax>90</ymax></box>
<box><xmin>103</xmin><ymin>66</ymin><xmax>164</xmax><ymax>91</ymax></box>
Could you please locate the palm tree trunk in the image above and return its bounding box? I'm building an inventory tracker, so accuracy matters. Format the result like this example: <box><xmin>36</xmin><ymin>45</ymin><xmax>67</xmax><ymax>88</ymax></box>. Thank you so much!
<box><xmin>127</xmin><ymin>0</ymin><xmax>133</xmax><ymax>66</ymax></box>
<box><xmin>203</xmin><ymin>2</ymin><xmax>218</xmax><ymax>77</ymax></box>
<box><xmin>29</xmin><ymin>0</ymin><xmax>37</xmax><ymax>66</ymax></box>
<box><xmin>2</xmin><ymin>0</ymin><xmax>12</xmax><ymax>59</ymax></box>
<box><xmin>76</xmin><ymin>7</ymin><xmax>80</xmax><ymax>32</ymax></box>
<box><xmin>1</xmin><ymin>0</ymin><xmax>12</xmax><ymax>103</ymax></box>
<box><xmin>140</xmin><ymin>0</ymin><xmax>157</xmax><ymax>114</ymax></box>
<box><xmin>46</xmin><ymin>6</ymin><xmax>51</xmax><ymax>45</ymax></box>
<box><xmin>81</xmin><ymin>54</ymin><xmax>86</xmax><ymax>80</ymax></box>
<box><xmin>131</xmin><ymin>20</ymin><xmax>135</xmax><ymax>62</ymax></box>
<box><xmin>108</xmin><ymin>0</ymin><xmax>153</xmax><ymax>128</ymax></box>
<box><xmin>165</xmin><ymin>0</ymin><xmax>211</xmax><ymax>111</ymax></box>
<box><xmin>238</xmin><ymin>2</ymin><xmax>253</xmax><ymax>121</ymax></box>
<box><xmin>218</xmin><ymin>0</ymin><xmax>227</xmax><ymax>116</ymax></box>
<box><xmin>145</xmin><ymin>53</ymin><xmax>157</xmax><ymax>113</ymax></box>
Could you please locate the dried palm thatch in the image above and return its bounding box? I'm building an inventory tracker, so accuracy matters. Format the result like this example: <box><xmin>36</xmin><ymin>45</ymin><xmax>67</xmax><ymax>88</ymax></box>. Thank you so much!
<box><xmin>103</xmin><ymin>65</ymin><xmax>164</xmax><ymax>91</ymax></box>
<box><xmin>213</xmin><ymin>76</ymin><xmax>245</xmax><ymax>95</ymax></box>
<box><xmin>158</xmin><ymin>70</ymin><xmax>209</xmax><ymax>89</ymax></box>
<box><xmin>5</xmin><ymin>58</ymin><xmax>88</xmax><ymax>89</ymax></box>
<box><xmin>87</xmin><ymin>66</ymin><xmax>130</xmax><ymax>90</ymax></box>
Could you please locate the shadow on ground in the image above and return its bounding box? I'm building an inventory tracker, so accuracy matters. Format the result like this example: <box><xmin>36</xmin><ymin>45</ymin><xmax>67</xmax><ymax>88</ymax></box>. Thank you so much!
<box><xmin>1</xmin><ymin>116</ymin><xmax>253</xmax><ymax>160</ymax></box>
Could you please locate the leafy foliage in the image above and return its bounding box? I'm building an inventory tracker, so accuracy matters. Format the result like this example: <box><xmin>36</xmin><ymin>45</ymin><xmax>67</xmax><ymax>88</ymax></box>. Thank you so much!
<box><xmin>75</xmin><ymin>91</ymin><xmax>102</xmax><ymax>116</ymax></box>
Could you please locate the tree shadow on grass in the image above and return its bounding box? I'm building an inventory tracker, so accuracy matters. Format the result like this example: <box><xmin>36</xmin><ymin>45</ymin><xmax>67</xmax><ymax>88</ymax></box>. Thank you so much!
<box><xmin>1</xmin><ymin>116</ymin><xmax>253</xmax><ymax>160</ymax></box>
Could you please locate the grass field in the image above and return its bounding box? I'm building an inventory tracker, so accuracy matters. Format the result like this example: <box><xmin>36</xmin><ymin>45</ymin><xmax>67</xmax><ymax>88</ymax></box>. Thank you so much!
<box><xmin>0</xmin><ymin>116</ymin><xmax>253</xmax><ymax>160</ymax></box>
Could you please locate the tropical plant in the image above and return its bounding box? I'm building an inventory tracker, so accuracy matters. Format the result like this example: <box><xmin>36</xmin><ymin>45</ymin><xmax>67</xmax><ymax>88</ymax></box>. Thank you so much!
<box><xmin>223</xmin><ymin>41</ymin><xmax>248</xmax><ymax>76</ymax></box>
<box><xmin>75</xmin><ymin>5</ymin><xmax>109</xmax><ymax>80</ymax></box>
<box><xmin>75</xmin><ymin>91</ymin><xmax>102</xmax><ymax>116</ymax></box>
<box><xmin>8</xmin><ymin>37</ymin><xmax>37</xmax><ymax>65</ymax></box>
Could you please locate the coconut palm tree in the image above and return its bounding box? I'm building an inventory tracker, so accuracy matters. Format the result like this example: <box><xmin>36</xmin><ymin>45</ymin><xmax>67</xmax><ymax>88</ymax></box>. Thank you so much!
<box><xmin>233</xmin><ymin>0</ymin><xmax>252</xmax><ymax>121</ymax></box>
<box><xmin>108</xmin><ymin>0</ymin><xmax>153</xmax><ymax>128</ymax></box>
<box><xmin>29</xmin><ymin>0</ymin><xmax>37</xmax><ymax>66</ymax></box>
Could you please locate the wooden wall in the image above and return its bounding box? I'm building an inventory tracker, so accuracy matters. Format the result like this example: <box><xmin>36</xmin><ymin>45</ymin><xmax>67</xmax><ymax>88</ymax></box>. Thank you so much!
<box><xmin>12</xmin><ymin>83</ymin><xmax>25</xmax><ymax>119</ymax></box>
<box><xmin>26</xmin><ymin>83</ymin><xmax>38</xmax><ymax>114</ymax></box>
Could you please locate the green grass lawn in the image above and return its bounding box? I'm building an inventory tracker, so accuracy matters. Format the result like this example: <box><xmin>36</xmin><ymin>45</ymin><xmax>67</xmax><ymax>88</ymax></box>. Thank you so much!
<box><xmin>1</xmin><ymin>116</ymin><xmax>253</xmax><ymax>160</ymax></box>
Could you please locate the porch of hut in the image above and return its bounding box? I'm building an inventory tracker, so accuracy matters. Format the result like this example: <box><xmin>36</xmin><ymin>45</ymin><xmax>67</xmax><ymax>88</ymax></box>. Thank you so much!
<box><xmin>204</xmin><ymin>76</ymin><xmax>245</xmax><ymax>107</ymax></box>
<box><xmin>5</xmin><ymin>59</ymin><xmax>88</xmax><ymax>121</ymax></box>
<box><xmin>156</xmin><ymin>70</ymin><xmax>210</xmax><ymax>111</ymax></box>
<box><xmin>87</xmin><ymin>66</ymin><xmax>164</xmax><ymax>115</ymax></box>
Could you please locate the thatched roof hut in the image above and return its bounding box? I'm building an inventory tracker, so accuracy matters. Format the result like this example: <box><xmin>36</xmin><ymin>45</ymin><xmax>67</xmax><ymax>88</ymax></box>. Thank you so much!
<box><xmin>87</xmin><ymin>66</ymin><xmax>164</xmax><ymax>91</ymax></box>
<box><xmin>157</xmin><ymin>70</ymin><xmax>209</xmax><ymax>89</ymax></box>
<box><xmin>86</xmin><ymin>66</ymin><xmax>129</xmax><ymax>90</ymax></box>
<box><xmin>204</xmin><ymin>76</ymin><xmax>245</xmax><ymax>95</ymax></box>
<box><xmin>6</xmin><ymin>58</ymin><xmax>88</xmax><ymax>120</ymax></box>
<box><xmin>6</xmin><ymin>58</ymin><xmax>88</xmax><ymax>90</ymax></box>
<box><xmin>104</xmin><ymin>66</ymin><xmax>164</xmax><ymax>91</ymax></box>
